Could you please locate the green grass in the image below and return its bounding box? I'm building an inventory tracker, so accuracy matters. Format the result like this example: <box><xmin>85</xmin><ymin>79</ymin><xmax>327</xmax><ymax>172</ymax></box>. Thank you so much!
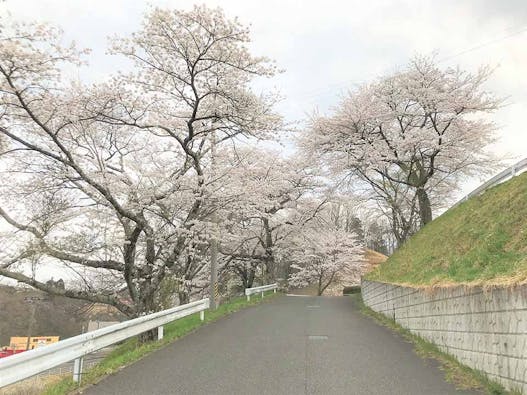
<box><xmin>43</xmin><ymin>292</ymin><xmax>280</xmax><ymax>395</ymax></box>
<box><xmin>351</xmin><ymin>294</ymin><xmax>520</xmax><ymax>395</ymax></box>
<box><xmin>367</xmin><ymin>172</ymin><xmax>527</xmax><ymax>286</ymax></box>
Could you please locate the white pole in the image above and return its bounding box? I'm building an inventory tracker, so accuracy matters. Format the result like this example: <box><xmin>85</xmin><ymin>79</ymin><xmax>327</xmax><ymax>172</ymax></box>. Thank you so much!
<box><xmin>73</xmin><ymin>357</ymin><xmax>84</xmax><ymax>383</ymax></box>
<box><xmin>200</xmin><ymin>310</ymin><xmax>205</xmax><ymax>321</ymax></box>
<box><xmin>157</xmin><ymin>326</ymin><xmax>164</xmax><ymax>340</ymax></box>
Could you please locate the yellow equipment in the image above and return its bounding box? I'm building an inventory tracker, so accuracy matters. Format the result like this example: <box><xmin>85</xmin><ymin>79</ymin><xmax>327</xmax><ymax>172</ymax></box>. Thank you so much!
<box><xmin>9</xmin><ymin>336</ymin><xmax>60</xmax><ymax>350</ymax></box>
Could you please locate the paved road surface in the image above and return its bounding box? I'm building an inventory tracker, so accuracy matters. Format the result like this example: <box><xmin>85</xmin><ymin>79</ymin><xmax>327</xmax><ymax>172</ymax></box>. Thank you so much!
<box><xmin>84</xmin><ymin>296</ymin><xmax>477</xmax><ymax>395</ymax></box>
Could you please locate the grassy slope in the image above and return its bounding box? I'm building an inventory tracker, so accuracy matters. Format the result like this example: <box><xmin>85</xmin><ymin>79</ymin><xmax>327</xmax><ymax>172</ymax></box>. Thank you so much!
<box><xmin>42</xmin><ymin>292</ymin><xmax>279</xmax><ymax>395</ymax></box>
<box><xmin>367</xmin><ymin>172</ymin><xmax>527</xmax><ymax>286</ymax></box>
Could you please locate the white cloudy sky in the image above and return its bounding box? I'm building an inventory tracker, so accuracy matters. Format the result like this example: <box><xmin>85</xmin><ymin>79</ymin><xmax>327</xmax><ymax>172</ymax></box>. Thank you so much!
<box><xmin>2</xmin><ymin>0</ymin><xmax>527</xmax><ymax>195</ymax></box>
<box><xmin>1</xmin><ymin>0</ymin><xmax>526</xmax><ymax>284</ymax></box>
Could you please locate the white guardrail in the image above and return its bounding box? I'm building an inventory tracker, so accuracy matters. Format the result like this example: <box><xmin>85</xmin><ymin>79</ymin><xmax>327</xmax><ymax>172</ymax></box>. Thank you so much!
<box><xmin>0</xmin><ymin>298</ymin><xmax>209</xmax><ymax>388</ymax></box>
<box><xmin>452</xmin><ymin>157</ymin><xmax>527</xmax><ymax>208</ymax></box>
<box><xmin>245</xmin><ymin>283</ymin><xmax>278</xmax><ymax>301</ymax></box>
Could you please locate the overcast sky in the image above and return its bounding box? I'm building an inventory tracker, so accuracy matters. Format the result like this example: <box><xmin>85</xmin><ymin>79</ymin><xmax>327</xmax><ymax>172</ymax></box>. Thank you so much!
<box><xmin>1</xmin><ymin>0</ymin><xmax>526</xmax><ymax>284</ymax></box>
<box><xmin>2</xmin><ymin>0</ymin><xmax>527</xmax><ymax>195</ymax></box>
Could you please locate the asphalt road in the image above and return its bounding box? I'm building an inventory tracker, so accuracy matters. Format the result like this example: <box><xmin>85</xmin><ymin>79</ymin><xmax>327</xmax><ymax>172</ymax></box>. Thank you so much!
<box><xmin>83</xmin><ymin>295</ymin><xmax>477</xmax><ymax>395</ymax></box>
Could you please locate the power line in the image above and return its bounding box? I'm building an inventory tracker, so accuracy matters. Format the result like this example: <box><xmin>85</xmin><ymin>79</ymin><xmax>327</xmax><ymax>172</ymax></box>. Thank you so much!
<box><xmin>290</xmin><ymin>22</ymin><xmax>527</xmax><ymax>103</ymax></box>
<box><xmin>439</xmin><ymin>24</ymin><xmax>527</xmax><ymax>62</ymax></box>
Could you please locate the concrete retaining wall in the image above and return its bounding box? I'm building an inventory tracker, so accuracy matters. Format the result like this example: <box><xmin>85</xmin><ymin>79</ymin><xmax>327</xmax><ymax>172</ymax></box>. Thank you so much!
<box><xmin>361</xmin><ymin>279</ymin><xmax>527</xmax><ymax>393</ymax></box>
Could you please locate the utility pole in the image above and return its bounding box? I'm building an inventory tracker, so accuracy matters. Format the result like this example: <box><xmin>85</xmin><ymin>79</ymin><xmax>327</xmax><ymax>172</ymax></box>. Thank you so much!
<box><xmin>209</xmin><ymin>131</ymin><xmax>219</xmax><ymax>310</ymax></box>
<box><xmin>209</xmin><ymin>221</ymin><xmax>218</xmax><ymax>310</ymax></box>
<box><xmin>24</xmin><ymin>296</ymin><xmax>40</xmax><ymax>350</ymax></box>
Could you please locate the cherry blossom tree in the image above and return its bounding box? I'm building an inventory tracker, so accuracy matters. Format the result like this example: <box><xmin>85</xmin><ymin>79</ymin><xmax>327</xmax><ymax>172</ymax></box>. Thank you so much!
<box><xmin>304</xmin><ymin>56</ymin><xmax>500</xmax><ymax>227</ymax></box>
<box><xmin>214</xmin><ymin>148</ymin><xmax>320</xmax><ymax>288</ymax></box>
<box><xmin>92</xmin><ymin>5</ymin><xmax>283</xmax><ymax>299</ymax></box>
<box><xmin>287</xmin><ymin>224</ymin><xmax>364</xmax><ymax>296</ymax></box>
<box><xmin>0</xmin><ymin>5</ymin><xmax>282</xmax><ymax>336</ymax></box>
<box><xmin>0</xmin><ymin>22</ymin><xmax>140</xmax><ymax>309</ymax></box>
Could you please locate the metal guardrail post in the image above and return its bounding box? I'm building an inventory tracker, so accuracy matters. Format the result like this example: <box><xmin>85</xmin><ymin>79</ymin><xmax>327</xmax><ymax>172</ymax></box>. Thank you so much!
<box><xmin>200</xmin><ymin>310</ymin><xmax>205</xmax><ymax>321</ymax></box>
<box><xmin>73</xmin><ymin>357</ymin><xmax>83</xmax><ymax>383</ymax></box>
<box><xmin>247</xmin><ymin>294</ymin><xmax>250</xmax><ymax>302</ymax></box>
<box><xmin>261</xmin><ymin>291</ymin><xmax>264</xmax><ymax>298</ymax></box>
<box><xmin>157</xmin><ymin>326</ymin><xmax>164</xmax><ymax>340</ymax></box>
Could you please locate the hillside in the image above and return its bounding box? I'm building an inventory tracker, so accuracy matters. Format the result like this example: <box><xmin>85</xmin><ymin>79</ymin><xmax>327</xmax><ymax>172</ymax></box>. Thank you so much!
<box><xmin>0</xmin><ymin>286</ymin><xmax>124</xmax><ymax>347</ymax></box>
<box><xmin>366</xmin><ymin>172</ymin><xmax>527</xmax><ymax>286</ymax></box>
<box><xmin>364</xmin><ymin>249</ymin><xmax>388</xmax><ymax>271</ymax></box>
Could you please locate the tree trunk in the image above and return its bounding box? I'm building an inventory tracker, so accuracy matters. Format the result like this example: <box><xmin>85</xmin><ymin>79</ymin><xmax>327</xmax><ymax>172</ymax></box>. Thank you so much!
<box><xmin>416</xmin><ymin>187</ymin><xmax>432</xmax><ymax>227</ymax></box>
<box><xmin>263</xmin><ymin>259</ymin><xmax>275</xmax><ymax>284</ymax></box>
<box><xmin>178</xmin><ymin>290</ymin><xmax>190</xmax><ymax>305</ymax></box>
<box><xmin>139</xmin><ymin>329</ymin><xmax>157</xmax><ymax>343</ymax></box>
<box><xmin>247</xmin><ymin>267</ymin><xmax>255</xmax><ymax>288</ymax></box>
<box><xmin>262</xmin><ymin>218</ymin><xmax>275</xmax><ymax>284</ymax></box>
<box><xmin>137</xmin><ymin>291</ymin><xmax>158</xmax><ymax>343</ymax></box>
<box><xmin>135</xmin><ymin>271</ymin><xmax>170</xmax><ymax>343</ymax></box>
<box><xmin>317</xmin><ymin>276</ymin><xmax>323</xmax><ymax>296</ymax></box>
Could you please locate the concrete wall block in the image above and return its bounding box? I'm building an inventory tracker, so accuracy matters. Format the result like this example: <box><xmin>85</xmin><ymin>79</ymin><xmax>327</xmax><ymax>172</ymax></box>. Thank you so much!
<box><xmin>495</xmin><ymin>311</ymin><xmax>512</xmax><ymax>332</ymax></box>
<box><xmin>460</xmin><ymin>314</ymin><xmax>472</xmax><ymax>332</ymax></box>
<box><xmin>478</xmin><ymin>333</ymin><xmax>521</xmax><ymax>358</ymax></box>
<box><xmin>507</xmin><ymin>356</ymin><xmax>527</xmax><ymax>385</ymax></box>
<box><xmin>406</xmin><ymin>302</ymin><xmax>414</xmax><ymax>316</ymax></box>
<box><xmin>515</xmin><ymin>310</ymin><xmax>527</xmax><ymax>333</ymax></box>
<box><xmin>413</xmin><ymin>290</ymin><xmax>425</xmax><ymax>306</ymax></box>
<box><xmin>516</xmin><ymin>335</ymin><xmax>527</xmax><ymax>360</ymax></box>
<box><xmin>471</xmin><ymin>313</ymin><xmax>488</xmax><ymax>332</ymax></box>
<box><xmin>388</xmin><ymin>284</ymin><xmax>396</xmax><ymax>300</ymax></box>
<box><xmin>482</xmin><ymin>290</ymin><xmax>498</xmax><ymax>313</ymax></box>
<box><xmin>414</xmin><ymin>301</ymin><xmax>424</xmax><ymax>315</ymax></box>
<box><xmin>474</xmin><ymin>335</ymin><xmax>485</xmax><ymax>356</ymax></box>
<box><xmin>467</xmin><ymin>292</ymin><xmax>485</xmax><ymax>314</ymax></box>
<box><xmin>453</xmin><ymin>331</ymin><xmax>465</xmax><ymax>349</ymax></box>
<box><xmin>465</xmin><ymin>294</ymin><xmax>479</xmax><ymax>312</ymax></box>
<box><xmin>507</xmin><ymin>357</ymin><xmax>519</xmax><ymax>383</ymax></box>
<box><xmin>510</xmin><ymin>286</ymin><xmax>527</xmax><ymax>309</ymax></box>
<box><xmin>402</xmin><ymin>290</ymin><xmax>411</xmax><ymax>307</ymax></box>
<box><xmin>463</xmin><ymin>332</ymin><xmax>474</xmax><ymax>351</ymax></box>
<box><xmin>484</xmin><ymin>352</ymin><xmax>496</xmax><ymax>376</ymax></box>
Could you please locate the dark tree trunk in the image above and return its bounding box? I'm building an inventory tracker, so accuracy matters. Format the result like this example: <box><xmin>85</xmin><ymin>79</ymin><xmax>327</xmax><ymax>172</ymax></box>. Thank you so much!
<box><xmin>317</xmin><ymin>276</ymin><xmax>323</xmax><ymax>296</ymax></box>
<box><xmin>137</xmin><ymin>290</ymin><xmax>158</xmax><ymax>343</ymax></box>
<box><xmin>139</xmin><ymin>329</ymin><xmax>157</xmax><ymax>343</ymax></box>
<box><xmin>262</xmin><ymin>218</ymin><xmax>275</xmax><ymax>284</ymax></box>
<box><xmin>263</xmin><ymin>257</ymin><xmax>275</xmax><ymax>284</ymax></box>
<box><xmin>247</xmin><ymin>267</ymin><xmax>255</xmax><ymax>288</ymax></box>
<box><xmin>240</xmin><ymin>265</ymin><xmax>256</xmax><ymax>289</ymax></box>
<box><xmin>416</xmin><ymin>187</ymin><xmax>432</xmax><ymax>227</ymax></box>
<box><xmin>178</xmin><ymin>290</ymin><xmax>190</xmax><ymax>305</ymax></box>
